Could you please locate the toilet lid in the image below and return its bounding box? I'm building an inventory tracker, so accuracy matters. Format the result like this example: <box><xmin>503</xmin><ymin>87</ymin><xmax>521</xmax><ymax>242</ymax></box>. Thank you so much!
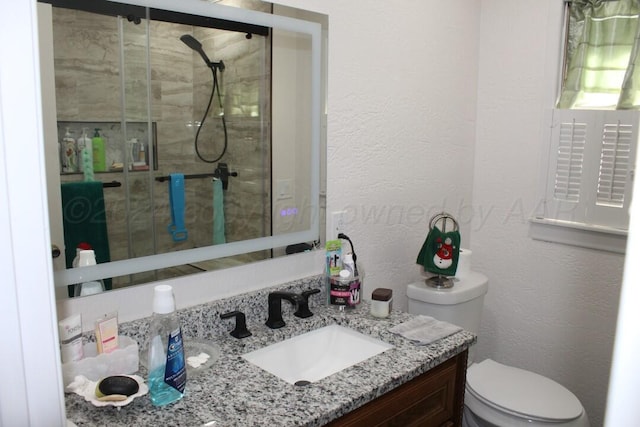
<box><xmin>466</xmin><ymin>359</ymin><xmax>583</xmax><ymax>422</ymax></box>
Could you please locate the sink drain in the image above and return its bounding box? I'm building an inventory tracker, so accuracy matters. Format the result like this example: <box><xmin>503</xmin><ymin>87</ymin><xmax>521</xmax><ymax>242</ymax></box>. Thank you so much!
<box><xmin>294</xmin><ymin>380</ymin><xmax>311</xmax><ymax>387</ymax></box>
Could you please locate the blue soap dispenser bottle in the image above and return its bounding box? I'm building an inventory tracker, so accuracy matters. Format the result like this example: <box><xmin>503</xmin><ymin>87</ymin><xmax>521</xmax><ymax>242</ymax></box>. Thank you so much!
<box><xmin>147</xmin><ymin>285</ymin><xmax>187</xmax><ymax>406</ymax></box>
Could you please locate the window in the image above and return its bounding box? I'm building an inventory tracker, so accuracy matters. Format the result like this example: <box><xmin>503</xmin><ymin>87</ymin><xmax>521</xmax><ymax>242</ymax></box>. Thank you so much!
<box><xmin>558</xmin><ymin>0</ymin><xmax>640</xmax><ymax>110</ymax></box>
<box><xmin>532</xmin><ymin>0</ymin><xmax>640</xmax><ymax>253</ymax></box>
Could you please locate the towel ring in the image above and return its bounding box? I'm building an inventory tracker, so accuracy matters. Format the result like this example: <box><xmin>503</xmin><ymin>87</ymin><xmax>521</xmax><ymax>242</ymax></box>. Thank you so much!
<box><xmin>426</xmin><ymin>212</ymin><xmax>459</xmax><ymax>289</ymax></box>
<box><xmin>428</xmin><ymin>212</ymin><xmax>459</xmax><ymax>233</ymax></box>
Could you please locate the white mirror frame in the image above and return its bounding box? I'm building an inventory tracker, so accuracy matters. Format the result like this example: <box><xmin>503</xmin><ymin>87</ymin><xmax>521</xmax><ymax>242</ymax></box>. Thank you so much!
<box><xmin>54</xmin><ymin>0</ymin><xmax>322</xmax><ymax>287</ymax></box>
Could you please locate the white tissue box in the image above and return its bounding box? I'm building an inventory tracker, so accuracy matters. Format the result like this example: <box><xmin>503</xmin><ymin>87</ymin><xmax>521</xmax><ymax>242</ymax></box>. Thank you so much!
<box><xmin>61</xmin><ymin>336</ymin><xmax>139</xmax><ymax>387</ymax></box>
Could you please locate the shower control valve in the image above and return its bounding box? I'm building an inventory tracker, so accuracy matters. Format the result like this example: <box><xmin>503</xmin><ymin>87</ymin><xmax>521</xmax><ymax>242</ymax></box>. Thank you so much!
<box><xmin>214</xmin><ymin>162</ymin><xmax>238</xmax><ymax>190</ymax></box>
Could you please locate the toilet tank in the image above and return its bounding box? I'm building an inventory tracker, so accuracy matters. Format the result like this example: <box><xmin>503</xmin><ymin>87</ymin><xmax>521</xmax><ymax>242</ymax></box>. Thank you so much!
<box><xmin>407</xmin><ymin>271</ymin><xmax>488</xmax><ymax>336</ymax></box>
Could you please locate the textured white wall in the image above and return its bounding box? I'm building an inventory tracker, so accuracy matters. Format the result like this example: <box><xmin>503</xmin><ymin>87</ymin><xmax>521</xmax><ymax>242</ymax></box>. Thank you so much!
<box><xmin>282</xmin><ymin>0</ymin><xmax>482</xmax><ymax>307</ymax></box>
<box><xmin>472</xmin><ymin>1</ymin><xmax>623</xmax><ymax>426</ymax></box>
<box><xmin>281</xmin><ymin>1</ymin><xmax>621</xmax><ymax>425</ymax></box>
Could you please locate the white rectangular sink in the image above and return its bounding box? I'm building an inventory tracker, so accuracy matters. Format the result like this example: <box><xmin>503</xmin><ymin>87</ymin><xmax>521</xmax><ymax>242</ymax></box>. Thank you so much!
<box><xmin>242</xmin><ymin>324</ymin><xmax>393</xmax><ymax>385</ymax></box>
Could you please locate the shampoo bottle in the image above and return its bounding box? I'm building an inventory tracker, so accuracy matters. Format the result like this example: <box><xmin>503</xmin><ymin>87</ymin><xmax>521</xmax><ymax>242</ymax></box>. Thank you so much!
<box><xmin>139</xmin><ymin>142</ymin><xmax>146</xmax><ymax>163</ymax></box>
<box><xmin>73</xmin><ymin>249</ymin><xmax>105</xmax><ymax>297</ymax></box>
<box><xmin>92</xmin><ymin>128</ymin><xmax>106</xmax><ymax>172</ymax></box>
<box><xmin>62</xmin><ymin>128</ymin><xmax>77</xmax><ymax>173</ymax></box>
<box><xmin>127</xmin><ymin>138</ymin><xmax>138</xmax><ymax>170</ymax></box>
<box><xmin>78</xmin><ymin>128</ymin><xmax>94</xmax><ymax>182</ymax></box>
<box><xmin>77</xmin><ymin>128</ymin><xmax>92</xmax><ymax>176</ymax></box>
<box><xmin>147</xmin><ymin>285</ymin><xmax>186</xmax><ymax>406</ymax></box>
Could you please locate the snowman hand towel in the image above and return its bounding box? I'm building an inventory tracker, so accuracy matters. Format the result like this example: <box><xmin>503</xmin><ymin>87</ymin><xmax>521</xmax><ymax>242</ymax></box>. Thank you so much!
<box><xmin>389</xmin><ymin>315</ymin><xmax>462</xmax><ymax>345</ymax></box>
<box><xmin>416</xmin><ymin>224</ymin><xmax>460</xmax><ymax>276</ymax></box>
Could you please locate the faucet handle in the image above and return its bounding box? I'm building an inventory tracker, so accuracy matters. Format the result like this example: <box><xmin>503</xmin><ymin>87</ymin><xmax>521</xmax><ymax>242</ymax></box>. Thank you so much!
<box><xmin>294</xmin><ymin>288</ymin><xmax>321</xmax><ymax>318</ymax></box>
<box><xmin>302</xmin><ymin>288</ymin><xmax>321</xmax><ymax>298</ymax></box>
<box><xmin>220</xmin><ymin>310</ymin><xmax>252</xmax><ymax>339</ymax></box>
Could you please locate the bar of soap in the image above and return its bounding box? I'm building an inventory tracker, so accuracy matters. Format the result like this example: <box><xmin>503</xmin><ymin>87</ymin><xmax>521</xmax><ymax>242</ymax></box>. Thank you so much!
<box><xmin>95</xmin><ymin>375</ymin><xmax>139</xmax><ymax>398</ymax></box>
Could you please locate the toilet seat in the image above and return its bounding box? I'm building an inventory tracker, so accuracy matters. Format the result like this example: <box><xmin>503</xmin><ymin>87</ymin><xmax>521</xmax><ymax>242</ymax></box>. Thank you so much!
<box><xmin>466</xmin><ymin>359</ymin><xmax>583</xmax><ymax>422</ymax></box>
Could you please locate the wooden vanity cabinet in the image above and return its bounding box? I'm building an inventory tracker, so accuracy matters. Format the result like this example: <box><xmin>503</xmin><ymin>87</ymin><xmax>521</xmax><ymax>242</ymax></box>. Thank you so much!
<box><xmin>325</xmin><ymin>350</ymin><xmax>468</xmax><ymax>427</ymax></box>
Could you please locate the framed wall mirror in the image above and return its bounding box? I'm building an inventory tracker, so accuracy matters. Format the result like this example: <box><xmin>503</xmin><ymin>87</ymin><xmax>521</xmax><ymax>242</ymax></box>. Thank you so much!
<box><xmin>37</xmin><ymin>0</ymin><xmax>326</xmax><ymax>298</ymax></box>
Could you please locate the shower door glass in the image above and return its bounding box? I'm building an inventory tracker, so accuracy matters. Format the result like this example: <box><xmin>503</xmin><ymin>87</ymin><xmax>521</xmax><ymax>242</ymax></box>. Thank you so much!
<box><xmin>120</xmin><ymin>10</ymin><xmax>273</xmax><ymax>284</ymax></box>
<box><xmin>52</xmin><ymin>5</ymin><xmax>272</xmax><ymax>290</ymax></box>
<box><xmin>120</xmin><ymin>10</ymin><xmax>157</xmax><ymax>286</ymax></box>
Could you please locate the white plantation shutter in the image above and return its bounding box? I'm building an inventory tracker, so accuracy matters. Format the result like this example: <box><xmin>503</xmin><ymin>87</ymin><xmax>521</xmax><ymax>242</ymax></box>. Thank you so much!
<box><xmin>597</xmin><ymin>122</ymin><xmax>633</xmax><ymax>208</ymax></box>
<box><xmin>540</xmin><ymin>109</ymin><xmax>638</xmax><ymax>231</ymax></box>
<box><xmin>589</xmin><ymin>112</ymin><xmax>638</xmax><ymax>228</ymax></box>
<box><xmin>553</xmin><ymin>120</ymin><xmax>586</xmax><ymax>203</ymax></box>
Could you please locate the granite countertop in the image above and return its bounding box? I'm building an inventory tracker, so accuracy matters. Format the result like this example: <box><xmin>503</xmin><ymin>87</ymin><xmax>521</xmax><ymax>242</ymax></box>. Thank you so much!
<box><xmin>65</xmin><ymin>275</ymin><xmax>475</xmax><ymax>426</ymax></box>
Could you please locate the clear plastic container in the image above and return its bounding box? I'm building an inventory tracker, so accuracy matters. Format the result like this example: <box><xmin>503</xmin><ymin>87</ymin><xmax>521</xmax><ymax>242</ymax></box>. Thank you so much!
<box><xmin>329</xmin><ymin>269</ymin><xmax>361</xmax><ymax>311</ymax></box>
<box><xmin>61</xmin><ymin>335</ymin><xmax>139</xmax><ymax>387</ymax></box>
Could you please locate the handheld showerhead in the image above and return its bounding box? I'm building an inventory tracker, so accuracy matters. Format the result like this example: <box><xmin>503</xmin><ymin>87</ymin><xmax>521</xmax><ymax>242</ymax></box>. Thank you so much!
<box><xmin>180</xmin><ymin>34</ymin><xmax>225</xmax><ymax>71</ymax></box>
<box><xmin>180</xmin><ymin>34</ymin><xmax>213</xmax><ymax>68</ymax></box>
<box><xmin>181</xmin><ymin>33</ymin><xmax>228</xmax><ymax>164</ymax></box>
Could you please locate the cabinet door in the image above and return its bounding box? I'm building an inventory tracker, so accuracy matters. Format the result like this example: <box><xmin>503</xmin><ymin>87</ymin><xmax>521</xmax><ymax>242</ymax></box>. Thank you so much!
<box><xmin>326</xmin><ymin>351</ymin><xmax>467</xmax><ymax>427</ymax></box>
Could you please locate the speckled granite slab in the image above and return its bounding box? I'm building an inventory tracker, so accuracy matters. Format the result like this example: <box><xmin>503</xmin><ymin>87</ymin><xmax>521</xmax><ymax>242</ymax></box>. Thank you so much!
<box><xmin>65</xmin><ymin>274</ymin><xmax>475</xmax><ymax>426</ymax></box>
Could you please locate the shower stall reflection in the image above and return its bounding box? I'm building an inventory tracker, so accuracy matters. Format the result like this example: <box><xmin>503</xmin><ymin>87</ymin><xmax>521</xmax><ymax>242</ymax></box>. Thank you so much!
<box><xmin>52</xmin><ymin>5</ymin><xmax>272</xmax><ymax>289</ymax></box>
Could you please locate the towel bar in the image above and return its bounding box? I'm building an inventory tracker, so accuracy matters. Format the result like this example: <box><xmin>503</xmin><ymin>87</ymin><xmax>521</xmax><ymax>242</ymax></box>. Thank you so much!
<box><xmin>155</xmin><ymin>173</ymin><xmax>217</xmax><ymax>182</ymax></box>
<box><xmin>154</xmin><ymin>165</ymin><xmax>237</xmax><ymax>189</ymax></box>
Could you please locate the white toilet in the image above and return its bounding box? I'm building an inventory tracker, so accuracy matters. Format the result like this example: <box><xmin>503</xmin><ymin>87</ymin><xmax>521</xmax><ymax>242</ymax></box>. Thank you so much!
<box><xmin>407</xmin><ymin>271</ymin><xmax>590</xmax><ymax>427</ymax></box>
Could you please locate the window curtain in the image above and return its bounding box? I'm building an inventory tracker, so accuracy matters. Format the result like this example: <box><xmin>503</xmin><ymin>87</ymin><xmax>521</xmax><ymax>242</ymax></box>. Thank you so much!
<box><xmin>558</xmin><ymin>0</ymin><xmax>640</xmax><ymax>109</ymax></box>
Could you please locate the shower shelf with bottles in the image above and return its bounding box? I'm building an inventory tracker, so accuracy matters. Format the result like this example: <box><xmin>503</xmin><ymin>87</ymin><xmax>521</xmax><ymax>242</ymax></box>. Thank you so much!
<box><xmin>57</xmin><ymin>121</ymin><xmax>157</xmax><ymax>177</ymax></box>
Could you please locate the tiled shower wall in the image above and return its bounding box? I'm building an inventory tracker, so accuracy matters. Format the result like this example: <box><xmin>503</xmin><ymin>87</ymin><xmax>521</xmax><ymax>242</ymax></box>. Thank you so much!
<box><xmin>53</xmin><ymin>1</ymin><xmax>272</xmax><ymax>286</ymax></box>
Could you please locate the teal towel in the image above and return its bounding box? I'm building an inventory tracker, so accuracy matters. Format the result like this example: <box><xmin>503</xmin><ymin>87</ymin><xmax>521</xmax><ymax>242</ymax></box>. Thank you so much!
<box><xmin>60</xmin><ymin>181</ymin><xmax>111</xmax><ymax>295</ymax></box>
<box><xmin>168</xmin><ymin>173</ymin><xmax>188</xmax><ymax>242</ymax></box>
<box><xmin>416</xmin><ymin>225</ymin><xmax>460</xmax><ymax>277</ymax></box>
<box><xmin>213</xmin><ymin>179</ymin><xmax>226</xmax><ymax>244</ymax></box>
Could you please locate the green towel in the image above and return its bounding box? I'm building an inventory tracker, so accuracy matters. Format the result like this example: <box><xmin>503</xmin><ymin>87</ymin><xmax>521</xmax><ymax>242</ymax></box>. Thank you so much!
<box><xmin>416</xmin><ymin>225</ymin><xmax>460</xmax><ymax>277</ymax></box>
<box><xmin>61</xmin><ymin>181</ymin><xmax>111</xmax><ymax>295</ymax></box>
<box><xmin>213</xmin><ymin>179</ymin><xmax>226</xmax><ymax>244</ymax></box>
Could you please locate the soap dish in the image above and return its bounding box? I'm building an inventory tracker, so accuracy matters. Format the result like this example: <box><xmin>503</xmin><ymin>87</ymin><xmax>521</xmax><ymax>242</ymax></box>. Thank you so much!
<box><xmin>66</xmin><ymin>374</ymin><xmax>148</xmax><ymax>408</ymax></box>
<box><xmin>141</xmin><ymin>338</ymin><xmax>220</xmax><ymax>377</ymax></box>
<box><xmin>183</xmin><ymin>338</ymin><xmax>221</xmax><ymax>376</ymax></box>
